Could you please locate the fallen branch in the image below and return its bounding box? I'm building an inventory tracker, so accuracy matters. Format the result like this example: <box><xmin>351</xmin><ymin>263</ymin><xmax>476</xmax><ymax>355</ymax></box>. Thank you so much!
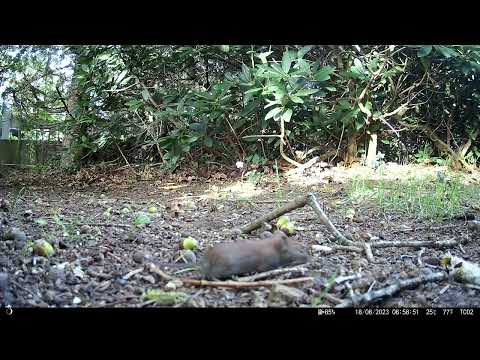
<box><xmin>370</xmin><ymin>239</ymin><xmax>457</xmax><ymax>249</ymax></box>
<box><xmin>336</xmin><ymin>271</ymin><xmax>448</xmax><ymax>307</ymax></box>
<box><xmin>236</xmin><ymin>266</ymin><xmax>309</xmax><ymax>282</ymax></box>
<box><xmin>148</xmin><ymin>263</ymin><xmax>313</xmax><ymax>288</ymax></box>
<box><xmin>240</xmin><ymin>192</ymin><xmax>351</xmax><ymax>246</ymax></box>
<box><xmin>240</xmin><ymin>194</ymin><xmax>309</xmax><ymax>234</ymax></box>
<box><xmin>50</xmin><ymin>219</ymin><xmax>132</xmax><ymax>229</ymax></box>
<box><xmin>332</xmin><ymin>245</ymin><xmax>364</xmax><ymax>253</ymax></box>
<box><xmin>390</xmin><ymin>224</ymin><xmax>458</xmax><ymax>234</ymax></box>
<box><xmin>315</xmin><ymin>239</ymin><xmax>457</xmax><ymax>257</ymax></box>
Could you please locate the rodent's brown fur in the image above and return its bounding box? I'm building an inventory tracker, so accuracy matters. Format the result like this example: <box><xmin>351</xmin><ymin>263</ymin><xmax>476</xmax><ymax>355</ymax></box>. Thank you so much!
<box><xmin>200</xmin><ymin>230</ymin><xmax>309</xmax><ymax>279</ymax></box>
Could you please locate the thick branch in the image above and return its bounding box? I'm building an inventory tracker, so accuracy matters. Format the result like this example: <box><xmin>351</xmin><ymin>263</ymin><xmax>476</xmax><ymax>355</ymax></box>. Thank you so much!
<box><xmin>370</xmin><ymin>239</ymin><xmax>457</xmax><ymax>249</ymax></box>
<box><xmin>240</xmin><ymin>194</ymin><xmax>309</xmax><ymax>233</ymax></box>
<box><xmin>148</xmin><ymin>262</ymin><xmax>313</xmax><ymax>288</ymax></box>
<box><xmin>336</xmin><ymin>271</ymin><xmax>448</xmax><ymax>307</ymax></box>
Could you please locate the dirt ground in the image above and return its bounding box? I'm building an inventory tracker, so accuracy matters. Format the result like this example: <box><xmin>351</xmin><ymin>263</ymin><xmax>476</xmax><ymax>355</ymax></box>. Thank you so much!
<box><xmin>1</xmin><ymin>163</ymin><xmax>479</xmax><ymax>308</ymax></box>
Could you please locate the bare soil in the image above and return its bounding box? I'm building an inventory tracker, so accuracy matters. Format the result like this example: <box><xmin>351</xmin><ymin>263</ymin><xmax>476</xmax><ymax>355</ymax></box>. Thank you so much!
<box><xmin>1</xmin><ymin>163</ymin><xmax>479</xmax><ymax>308</ymax></box>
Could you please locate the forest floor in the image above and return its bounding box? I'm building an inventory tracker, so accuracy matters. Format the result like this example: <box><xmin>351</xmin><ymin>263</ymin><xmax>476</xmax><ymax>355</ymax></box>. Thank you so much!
<box><xmin>1</xmin><ymin>162</ymin><xmax>480</xmax><ymax>308</ymax></box>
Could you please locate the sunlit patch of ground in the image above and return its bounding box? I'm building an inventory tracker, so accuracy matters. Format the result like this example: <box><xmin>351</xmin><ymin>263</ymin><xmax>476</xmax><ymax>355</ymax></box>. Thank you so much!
<box><xmin>285</xmin><ymin>162</ymin><xmax>480</xmax><ymax>188</ymax></box>
<box><xmin>214</xmin><ymin>181</ymin><xmax>266</xmax><ymax>199</ymax></box>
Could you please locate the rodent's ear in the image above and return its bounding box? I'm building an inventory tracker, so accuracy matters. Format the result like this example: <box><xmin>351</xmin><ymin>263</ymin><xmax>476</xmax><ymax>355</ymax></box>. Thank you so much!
<box><xmin>275</xmin><ymin>232</ymin><xmax>290</xmax><ymax>252</ymax></box>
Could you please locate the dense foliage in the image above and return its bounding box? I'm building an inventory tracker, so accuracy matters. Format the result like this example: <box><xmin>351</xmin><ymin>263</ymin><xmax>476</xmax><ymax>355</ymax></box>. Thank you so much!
<box><xmin>1</xmin><ymin>45</ymin><xmax>479</xmax><ymax>171</ymax></box>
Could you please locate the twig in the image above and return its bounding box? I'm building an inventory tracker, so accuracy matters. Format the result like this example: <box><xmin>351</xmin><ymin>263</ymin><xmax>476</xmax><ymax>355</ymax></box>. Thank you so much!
<box><xmin>370</xmin><ymin>239</ymin><xmax>457</xmax><ymax>249</ymax></box>
<box><xmin>390</xmin><ymin>224</ymin><xmax>458</xmax><ymax>234</ymax></box>
<box><xmin>139</xmin><ymin>300</ymin><xmax>157</xmax><ymax>307</ymax></box>
<box><xmin>86</xmin><ymin>269</ymin><xmax>112</xmax><ymax>280</ymax></box>
<box><xmin>10</xmin><ymin>279</ymin><xmax>38</xmax><ymax>298</ymax></box>
<box><xmin>225</xmin><ymin>115</ymin><xmax>245</xmax><ymax>157</ymax></box>
<box><xmin>328</xmin><ymin>239</ymin><xmax>457</xmax><ymax>253</ymax></box>
<box><xmin>181</xmin><ymin>276</ymin><xmax>314</xmax><ymax>289</ymax></box>
<box><xmin>438</xmin><ymin>284</ymin><xmax>450</xmax><ymax>295</ymax></box>
<box><xmin>367</xmin><ymin>280</ymin><xmax>376</xmax><ymax>293</ymax></box>
<box><xmin>83</xmin><ymin>222</ymin><xmax>131</xmax><ymax>228</ymax></box>
<box><xmin>103</xmin><ymin>251</ymin><xmax>124</xmax><ymax>263</ymax></box>
<box><xmin>72</xmin><ymin>222</ymin><xmax>131</xmax><ymax>229</ymax></box>
<box><xmin>227</xmin><ymin>199</ymin><xmax>291</xmax><ymax>204</ymax></box>
<box><xmin>116</xmin><ymin>143</ymin><xmax>131</xmax><ymax>168</ymax></box>
<box><xmin>122</xmin><ymin>267</ymin><xmax>144</xmax><ymax>281</ymax></box>
<box><xmin>363</xmin><ymin>242</ymin><xmax>374</xmax><ymax>262</ymax></box>
<box><xmin>417</xmin><ymin>248</ymin><xmax>425</xmax><ymax>266</ymax></box>
<box><xmin>306</xmin><ymin>193</ymin><xmax>352</xmax><ymax>245</ymax></box>
<box><xmin>147</xmin><ymin>262</ymin><xmax>313</xmax><ymax>288</ymax></box>
<box><xmin>235</xmin><ymin>266</ymin><xmax>309</xmax><ymax>282</ymax></box>
<box><xmin>330</xmin><ymin>245</ymin><xmax>364</xmax><ymax>253</ymax></box>
<box><xmin>55</xmin><ymin>86</ymin><xmax>75</xmax><ymax>122</ymax></box>
<box><xmin>336</xmin><ymin>271</ymin><xmax>448</xmax><ymax>307</ymax></box>
<box><xmin>335</xmin><ymin>272</ymin><xmax>364</xmax><ymax>284</ymax></box>
<box><xmin>322</xmin><ymin>293</ymin><xmax>343</xmax><ymax>305</ymax></box>
<box><xmin>286</xmin><ymin>156</ymin><xmax>319</xmax><ymax>175</ymax></box>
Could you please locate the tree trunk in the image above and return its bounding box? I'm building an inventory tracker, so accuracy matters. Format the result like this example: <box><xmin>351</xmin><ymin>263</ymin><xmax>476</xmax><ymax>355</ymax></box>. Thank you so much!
<box><xmin>345</xmin><ymin>135</ymin><xmax>358</xmax><ymax>166</ymax></box>
<box><xmin>60</xmin><ymin>54</ymin><xmax>84</xmax><ymax>169</ymax></box>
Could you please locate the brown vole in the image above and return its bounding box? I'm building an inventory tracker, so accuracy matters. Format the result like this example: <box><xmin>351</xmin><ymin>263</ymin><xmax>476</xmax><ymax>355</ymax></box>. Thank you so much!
<box><xmin>199</xmin><ymin>230</ymin><xmax>309</xmax><ymax>279</ymax></box>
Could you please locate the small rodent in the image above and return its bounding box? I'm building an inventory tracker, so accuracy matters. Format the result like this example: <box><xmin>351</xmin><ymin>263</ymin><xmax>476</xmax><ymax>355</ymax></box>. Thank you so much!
<box><xmin>199</xmin><ymin>230</ymin><xmax>309</xmax><ymax>279</ymax></box>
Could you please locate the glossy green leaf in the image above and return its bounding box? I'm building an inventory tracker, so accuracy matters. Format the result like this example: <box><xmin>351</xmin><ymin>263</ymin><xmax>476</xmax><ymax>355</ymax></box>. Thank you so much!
<box><xmin>265</xmin><ymin>107</ymin><xmax>283</xmax><ymax>120</ymax></box>
<box><xmin>282</xmin><ymin>50</ymin><xmax>295</xmax><ymax>74</ymax></box>
<box><xmin>241</xmin><ymin>64</ymin><xmax>251</xmax><ymax>82</ymax></box>
<box><xmin>289</xmin><ymin>95</ymin><xmax>304</xmax><ymax>104</ymax></box>
<box><xmin>297</xmin><ymin>46</ymin><xmax>313</xmax><ymax>59</ymax></box>
<box><xmin>295</xmin><ymin>88</ymin><xmax>319</xmax><ymax>97</ymax></box>
<box><xmin>417</xmin><ymin>45</ymin><xmax>433</xmax><ymax>57</ymax></box>
<box><xmin>434</xmin><ymin>45</ymin><xmax>458</xmax><ymax>58</ymax></box>
<box><xmin>282</xmin><ymin>108</ymin><xmax>293</xmax><ymax>122</ymax></box>
<box><xmin>314</xmin><ymin>66</ymin><xmax>335</xmax><ymax>81</ymax></box>
<box><xmin>204</xmin><ymin>137</ymin><xmax>213</xmax><ymax>147</ymax></box>
<box><xmin>244</xmin><ymin>87</ymin><xmax>263</xmax><ymax>94</ymax></box>
<box><xmin>257</xmin><ymin>51</ymin><xmax>273</xmax><ymax>64</ymax></box>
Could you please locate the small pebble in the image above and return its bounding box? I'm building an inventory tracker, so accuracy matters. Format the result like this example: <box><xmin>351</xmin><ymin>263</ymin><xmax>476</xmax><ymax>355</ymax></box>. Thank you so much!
<box><xmin>133</xmin><ymin>251</ymin><xmax>146</xmax><ymax>264</ymax></box>
<box><xmin>181</xmin><ymin>250</ymin><xmax>197</xmax><ymax>264</ymax></box>
<box><xmin>79</xmin><ymin>225</ymin><xmax>91</xmax><ymax>234</ymax></box>
<box><xmin>95</xmin><ymin>253</ymin><xmax>105</xmax><ymax>264</ymax></box>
